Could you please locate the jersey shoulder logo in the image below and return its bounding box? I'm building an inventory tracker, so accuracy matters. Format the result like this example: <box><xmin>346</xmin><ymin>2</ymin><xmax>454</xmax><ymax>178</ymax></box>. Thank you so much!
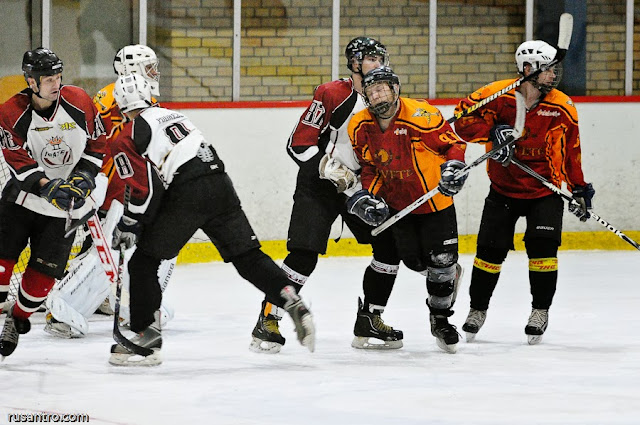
<box><xmin>302</xmin><ymin>100</ymin><xmax>325</xmax><ymax>129</ymax></box>
<box><xmin>412</xmin><ymin>108</ymin><xmax>440</xmax><ymax>124</ymax></box>
<box><xmin>41</xmin><ymin>136</ymin><xmax>73</xmax><ymax>168</ymax></box>
<box><xmin>59</xmin><ymin>122</ymin><xmax>77</xmax><ymax>131</ymax></box>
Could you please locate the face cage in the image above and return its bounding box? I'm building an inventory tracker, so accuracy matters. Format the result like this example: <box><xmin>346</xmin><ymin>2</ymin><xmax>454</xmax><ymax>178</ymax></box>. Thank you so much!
<box><xmin>531</xmin><ymin>62</ymin><xmax>563</xmax><ymax>94</ymax></box>
<box><xmin>143</xmin><ymin>61</ymin><xmax>160</xmax><ymax>82</ymax></box>
<box><xmin>364</xmin><ymin>82</ymin><xmax>399</xmax><ymax>117</ymax></box>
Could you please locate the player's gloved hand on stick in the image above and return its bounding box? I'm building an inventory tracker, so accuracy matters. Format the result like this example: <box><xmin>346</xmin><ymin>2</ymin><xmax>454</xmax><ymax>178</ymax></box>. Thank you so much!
<box><xmin>346</xmin><ymin>189</ymin><xmax>389</xmax><ymax>226</ymax></box>
<box><xmin>489</xmin><ymin>124</ymin><xmax>516</xmax><ymax>165</ymax></box>
<box><xmin>569</xmin><ymin>183</ymin><xmax>595</xmax><ymax>222</ymax></box>
<box><xmin>40</xmin><ymin>178</ymin><xmax>85</xmax><ymax>210</ymax></box>
<box><xmin>318</xmin><ymin>153</ymin><xmax>357</xmax><ymax>193</ymax></box>
<box><xmin>438</xmin><ymin>160</ymin><xmax>468</xmax><ymax>197</ymax></box>
<box><xmin>112</xmin><ymin>216</ymin><xmax>142</xmax><ymax>249</ymax></box>
<box><xmin>67</xmin><ymin>170</ymin><xmax>96</xmax><ymax>199</ymax></box>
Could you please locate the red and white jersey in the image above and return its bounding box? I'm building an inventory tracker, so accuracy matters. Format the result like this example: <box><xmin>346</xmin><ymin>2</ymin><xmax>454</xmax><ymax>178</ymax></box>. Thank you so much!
<box><xmin>106</xmin><ymin>106</ymin><xmax>223</xmax><ymax>218</ymax></box>
<box><xmin>287</xmin><ymin>78</ymin><xmax>365</xmax><ymax>174</ymax></box>
<box><xmin>0</xmin><ymin>86</ymin><xmax>106</xmax><ymax>218</ymax></box>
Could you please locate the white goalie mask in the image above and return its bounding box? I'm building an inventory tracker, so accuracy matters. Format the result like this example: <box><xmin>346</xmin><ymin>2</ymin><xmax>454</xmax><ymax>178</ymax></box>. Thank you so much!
<box><xmin>113</xmin><ymin>44</ymin><xmax>160</xmax><ymax>96</ymax></box>
<box><xmin>113</xmin><ymin>74</ymin><xmax>153</xmax><ymax>114</ymax></box>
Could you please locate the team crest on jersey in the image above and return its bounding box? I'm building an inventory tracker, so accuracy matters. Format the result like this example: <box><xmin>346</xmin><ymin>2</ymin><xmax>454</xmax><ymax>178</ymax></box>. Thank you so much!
<box><xmin>394</xmin><ymin>128</ymin><xmax>407</xmax><ymax>136</ymax></box>
<box><xmin>1</xmin><ymin>127</ymin><xmax>18</xmax><ymax>150</ymax></box>
<box><xmin>42</xmin><ymin>136</ymin><xmax>73</xmax><ymax>168</ymax></box>
<box><xmin>412</xmin><ymin>108</ymin><xmax>439</xmax><ymax>124</ymax></box>
<box><xmin>375</xmin><ymin>148</ymin><xmax>394</xmax><ymax>166</ymax></box>
<box><xmin>59</xmin><ymin>122</ymin><xmax>77</xmax><ymax>131</ymax></box>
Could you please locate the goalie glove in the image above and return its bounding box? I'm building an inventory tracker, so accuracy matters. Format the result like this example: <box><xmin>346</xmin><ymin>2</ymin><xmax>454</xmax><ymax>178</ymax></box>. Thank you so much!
<box><xmin>489</xmin><ymin>124</ymin><xmax>516</xmax><ymax>165</ymax></box>
<box><xmin>568</xmin><ymin>183</ymin><xmax>595</xmax><ymax>222</ymax></box>
<box><xmin>112</xmin><ymin>216</ymin><xmax>142</xmax><ymax>249</ymax></box>
<box><xmin>318</xmin><ymin>153</ymin><xmax>358</xmax><ymax>193</ymax></box>
<box><xmin>346</xmin><ymin>189</ymin><xmax>389</xmax><ymax>227</ymax></box>
<box><xmin>438</xmin><ymin>160</ymin><xmax>468</xmax><ymax>197</ymax></box>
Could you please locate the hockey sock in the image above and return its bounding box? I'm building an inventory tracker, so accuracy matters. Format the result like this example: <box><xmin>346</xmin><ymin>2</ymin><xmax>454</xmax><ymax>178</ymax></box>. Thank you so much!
<box><xmin>282</xmin><ymin>249</ymin><xmax>318</xmax><ymax>290</ymax></box>
<box><xmin>363</xmin><ymin>259</ymin><xmax>399</xmax><ymax>309</ymax></box>
<box><xmin>14</xmin><ymin>267</ymin><xmax>55</xmax><ymax>320</ymax></box>
<box><xmin>469</xmin><ymin>246</ymin><xmax>508</xmax><ymax>311</ymax></box>
<box><xmin>128</xmin><ymin>249</ymin><xmax>163</xmax><ymax>333</ymax></box>
<box><xmin>526</xmin><ymin>238</ymin><xmax>559</xmax><ymax>309</ymax></box>
<box><xmin>0</xmin><ymin>259</ymin><xmax>17</xmax><ymax>303</ymax></box>
<box><xmin>232</xmin><ymin>248</ymin><xmax>291</xmax><ymax>307</ymax></box>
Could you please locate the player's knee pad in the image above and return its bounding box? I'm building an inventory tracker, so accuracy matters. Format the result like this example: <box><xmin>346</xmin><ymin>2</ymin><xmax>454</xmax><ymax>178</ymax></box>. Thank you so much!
<box><xmin>403</xmin><ymin>256</ymin><xmax>426</xmax><ymax>273</ymax></box>
<box><xmin>477</xmin><ymin>245</ymin><xmax>509</xmax><ymax>264</ymax></box>
<box><xmin>426</xmin><ymin>261</ymin><xmax>457</xmax><ymax>310</ymax></box>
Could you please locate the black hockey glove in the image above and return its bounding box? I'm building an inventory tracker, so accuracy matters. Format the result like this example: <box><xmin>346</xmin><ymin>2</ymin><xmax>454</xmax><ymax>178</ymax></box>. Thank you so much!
<box><xmin>568</xmin><ymin>183</ymin><xmax>595</xmax><ymax>222</ymax></box>
<box><xmin>438</xmin><ymin>160</ymin><xmax>467</xmax><ymax>197</ymax></box>
<box><xmin>489</xmin><ymin>124</ymin><xmax>516</xmax><ymax>165</ymax></box>
<box><xmin>67</xmin><ymin>170</ymin><xmax>96</xmax><ymax>199</ymax></box>
<box><xmin>40</xmin><ymin>178</ymin><xmax>85</xmax><ymax>210</ymax></box>
<box><xmin>346</xmin><ymin>189</ymin><xmax>389</xmax><ymax>227</ymax></box>
<box><xmin>112</xmin><ymin>216</ymin><xmax>142</xmax><ymax>249</ymax></box>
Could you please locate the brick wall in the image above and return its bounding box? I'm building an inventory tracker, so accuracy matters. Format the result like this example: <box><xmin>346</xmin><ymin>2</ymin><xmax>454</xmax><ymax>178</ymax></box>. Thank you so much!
<box><xmin>149</xmin><ymin>0</ymin><xmax>638</xmax><ymax>102</ymax></box>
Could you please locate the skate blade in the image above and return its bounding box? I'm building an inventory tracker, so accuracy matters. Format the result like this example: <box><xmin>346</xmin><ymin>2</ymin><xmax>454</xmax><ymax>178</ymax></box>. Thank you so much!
<box><xmin>108</xmin><ymin>349</ymin><xmax>162</xmax><ymax>366</ymax></box>
<box><xmin>527</xmin><ymin>334</ymin><xmax>544</xmax><ymax>345</ymax></box>
<box><xmin>436</xmin><ymin>338</ymin><xmax>458</xmax><ymax>354</ymax></box>
<box><xmin>465</xmin><ymin>332</ymin><xmax>477</xmax><ymax>343</ymax></box>
<box><xmin>249</xmin><ymin>336</ymin><xmax>282</xmax><ymax>354</ymax></box>
<box><xmin>351</xmin><ymin>336</ymin><xmax>403</xmax><ymax>350</ymax></box>
<box><xmin>43</xmin><ymin>322</ymin><xmax>81</xmax><ymax>339</ymax></box>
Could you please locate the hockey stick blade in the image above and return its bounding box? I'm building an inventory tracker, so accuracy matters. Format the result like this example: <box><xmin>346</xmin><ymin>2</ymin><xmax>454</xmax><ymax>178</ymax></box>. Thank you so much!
<box><xmin>64</xmin><ymin>197</ymin><xmax>75</xmax><ymax>233</ymax></box>
<box><xmin>511</xmin><ymin>158</ymin><xmax>640</xmax><ymax>252</ymax></box>
<box><xmin>372</xmin><ymin>93</ymin><xmax>526</xmax><ymax>237</ymax></box>
<box><xmin>64</xmin><ymin>209</ymin><xmax>97</xmax><ymax>238</ymax></box>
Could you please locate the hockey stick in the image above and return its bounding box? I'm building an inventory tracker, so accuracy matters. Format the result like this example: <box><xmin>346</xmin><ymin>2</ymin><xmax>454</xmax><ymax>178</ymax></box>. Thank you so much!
<box><xmin>64</xmin><ymin>208</ymin><xmax>98</xmax><ymax>239</ymax></box>
<box><xmin>64</xmin><ymin>198</ymin><xmax>75</xmax><ymax>233</ymax></box>
<box><xmin>111</xmin><ymin>185</ymin><xmax>153</xmax><ymax>356</ymax></box>
<box><xmin>371</xmin><ymin>90</ymin><xmax>527</xmax><ymax>237</ymax></box>
<box><xmin>510</xmin><ymin>158</ymin><xmax>640</xmax><ymax>251</ymax></box>
<box><xmin>447</xmin><ymin>13</ymin><xmax>573</xmax><ymax>125</ymax></box>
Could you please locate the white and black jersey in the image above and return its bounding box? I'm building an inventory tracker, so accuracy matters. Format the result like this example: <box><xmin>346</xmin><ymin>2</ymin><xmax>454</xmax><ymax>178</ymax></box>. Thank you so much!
<box><xmin>106</xmin><ymin>106</ymin><xmax>224</xmax><ymax>220</ymax></box>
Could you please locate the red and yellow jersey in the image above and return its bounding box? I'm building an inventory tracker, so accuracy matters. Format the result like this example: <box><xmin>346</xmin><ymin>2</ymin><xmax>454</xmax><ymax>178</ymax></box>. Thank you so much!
<box><xmin>349</xmin><ymin>97</ymin><xmax>466</xmax><ymax>214</ymax></box>
<box><xmin>93</xmin><ymin>82</ymin><xmax>158</xmax><ymax>210</ymax></box>
<box><xmin>454</xmin><ymin>79</ymin><xmax>586</xmax><ymax>199</ymax></box>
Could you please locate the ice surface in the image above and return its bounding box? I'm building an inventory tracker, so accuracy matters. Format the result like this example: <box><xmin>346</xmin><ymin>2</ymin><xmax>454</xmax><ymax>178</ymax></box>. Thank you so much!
<box><xmin>1</xmin><ymin>251</ymin><xmax>638</xmax><ymax>424</ymax></box>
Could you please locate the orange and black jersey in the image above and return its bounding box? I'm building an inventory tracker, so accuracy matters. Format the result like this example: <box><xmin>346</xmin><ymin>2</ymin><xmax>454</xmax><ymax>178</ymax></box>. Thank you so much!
<box><xmin>349</xmin><ymin>97</ymin><xmax>466</xmax><ymax>215</ymax></box>
<box><xmin>454</xmin><ymin>79</ymin><xmax>587</xmax><ymax>199</ymax></box>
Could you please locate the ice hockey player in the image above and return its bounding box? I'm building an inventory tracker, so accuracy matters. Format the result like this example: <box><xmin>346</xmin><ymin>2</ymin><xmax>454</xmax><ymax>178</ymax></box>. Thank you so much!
<box><xmin>249</xmin><ymin>37</ymin><xmax>404</xmax><ymax>354</ymax></box>
<box><xmin>107</xmin><ymin>74</ymin><xmax>314</xmax><ymax>366</ymax></box>
<box><xmin>44</xmin><ymin>45</ymin><xmax>174</xmax><ymax>339</ymax></box>
<box><xmin>0</xmin><ymin>47</ymin><xmax>105</xmax><ymax>358</ymax></box>
<box><xmin>348</xmin><ymin>66</ymin><xmax>467</xmax><ymax>353</ymax></box>
<box><xmin>455</xmin><ymin>40</ymin><xmax>594</xmax><ymax>345</ymax></box>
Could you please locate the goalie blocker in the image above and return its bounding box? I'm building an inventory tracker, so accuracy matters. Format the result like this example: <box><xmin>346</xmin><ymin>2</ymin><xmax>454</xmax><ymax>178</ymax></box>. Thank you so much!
<box><xmin>44</xmin><ymin>199</ymin><xmax>175</xmax><ymax>338</ymax></box>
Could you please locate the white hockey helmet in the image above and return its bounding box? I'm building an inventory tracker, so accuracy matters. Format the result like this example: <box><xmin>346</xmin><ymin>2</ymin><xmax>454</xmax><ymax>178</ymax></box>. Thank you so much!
<box><xmin>113</xmin><ymin>44</ymin><xmax>160</xmax><ymax>96</ymax></box>
<box><xmin>113</xmin><ymin>74</ymin><xmax>153</xmax><ymax>114</ymax></box>
<box><xmin>515</xmin><ymin>40</ymin><xmax>557</xmax><ymax>74</ymax></box>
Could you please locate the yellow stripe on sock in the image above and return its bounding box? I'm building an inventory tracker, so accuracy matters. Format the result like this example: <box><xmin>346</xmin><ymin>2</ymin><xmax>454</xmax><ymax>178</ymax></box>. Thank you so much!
<box><xmin>528</xmin><ymin>257</ymin><xmax>558</xmax><ymax>272</ymax></box>
<box><xmin>473</xmin><ymin>257</ymin><xmax>502</xmax><ymax>274</ymax></box>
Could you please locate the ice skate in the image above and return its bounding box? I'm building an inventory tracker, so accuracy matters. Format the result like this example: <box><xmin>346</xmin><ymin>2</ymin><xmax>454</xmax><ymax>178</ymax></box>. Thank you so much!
<box><xmin>462</xmin><ymin>308</ymin><xmax>487</xmax><ymax>342</ymax></box>
<box><xmin>525</xmin><ymin>308</ymin><xmax>548</xmax><ymax>345</ymax></box>
<box><xmin>430</xmin><ymin>314</ymin><xmax>459</xmax><ymax>354</ymax></box>
<box><xmin>352</xmin><ymin>297</ymin><xmax>403</xmax><ymax>350</ymax></box>
<box><xmin>0</xmin><ymin>303</ymin><xmax>31</xmax><ymax>359</ymax></box>
<box><xmin>44</xmin><ymin>312</ymin><xmax>80</xmax><ymax>339</ymax></box>
<box><xmin>249</xmin><ymin>300</ymin><xmax>286</xmax><ymax>354</ymax></box>
<box><xmin>109</xmin><ymin>311</ymin><xmax>162</xmax><ymax>366</ymax></box>
<box><xmin>280</xmin><ymin>286</ymin><xmax>315</xmax><ymax>352</ymax></box>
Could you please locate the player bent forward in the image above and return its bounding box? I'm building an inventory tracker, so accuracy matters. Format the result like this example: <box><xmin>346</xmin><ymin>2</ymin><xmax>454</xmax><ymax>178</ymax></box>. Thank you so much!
<box><xmin>107</xmin><ymin>74</ymin><xmax>315</xmax><ymax>366</ymax></box>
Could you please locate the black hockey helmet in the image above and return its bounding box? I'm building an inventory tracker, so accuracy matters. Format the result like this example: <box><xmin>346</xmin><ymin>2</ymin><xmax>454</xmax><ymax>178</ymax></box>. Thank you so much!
<box><xmin>22</xmin><ymin>47</ymin><xmax>63</xmax><ymax>83</ymax></box>
<box><xmin>345</xmin><ymin>37</ymin><xmax>389</xmax><ymax>72</ymax></box>
<box><xmin>362</xmin><ymin>66</ymin><xmax>401</xmax><ymax>117</ymax></box>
